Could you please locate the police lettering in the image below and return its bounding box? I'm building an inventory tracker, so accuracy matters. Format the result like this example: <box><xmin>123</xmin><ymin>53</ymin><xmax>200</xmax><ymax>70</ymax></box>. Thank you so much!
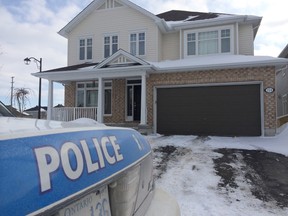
<box><xmin>34</xmin><ymin>136</ymin><xmax>124</xmax><ymax>193</ymax></box>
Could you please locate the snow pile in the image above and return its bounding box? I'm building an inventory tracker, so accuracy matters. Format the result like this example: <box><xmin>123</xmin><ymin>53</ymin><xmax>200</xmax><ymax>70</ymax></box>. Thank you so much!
<box><xmin>207</xmin><ymin>124</ymin><xmax>288</xmax><ymax>156</ymax></box>
<box><xmin>147</xmin><ymin>126</ymin><xmax>288</xmax><ymax>216</ymax></box>
<box><xmin>63</xmin><ymin>118</ymin><xmax>107</xmax><ymax>128</ymax></box>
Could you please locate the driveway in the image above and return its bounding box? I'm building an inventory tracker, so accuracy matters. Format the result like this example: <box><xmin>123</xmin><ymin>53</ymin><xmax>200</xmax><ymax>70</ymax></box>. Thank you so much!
<box><xmin>214</xmin><ymin>149</ymin><xmax>288</xmax><ymax>207</ymax></box>
<box><xmin>149</xmin><ymin>135</ymin><xmax>288</xmax><ymax>215</ymax></box>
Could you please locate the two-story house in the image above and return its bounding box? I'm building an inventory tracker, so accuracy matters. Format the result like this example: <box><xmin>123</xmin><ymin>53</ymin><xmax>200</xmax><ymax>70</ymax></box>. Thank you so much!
<box><xmin>34</xmin><ymin>0</ymin><xmax>288</xmax><ymax>136</ymax></box>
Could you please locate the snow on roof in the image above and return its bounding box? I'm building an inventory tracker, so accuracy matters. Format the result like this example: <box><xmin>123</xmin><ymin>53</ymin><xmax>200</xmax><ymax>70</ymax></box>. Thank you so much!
<box><xmin>164</xmin><ymin>13</ymin><xmax>238</xmax><ymax>28</ymax></box>
<box><xmin>149</xmin><ymin>55</ymin><xmax>288</xmax><ymax>72</ymax></box>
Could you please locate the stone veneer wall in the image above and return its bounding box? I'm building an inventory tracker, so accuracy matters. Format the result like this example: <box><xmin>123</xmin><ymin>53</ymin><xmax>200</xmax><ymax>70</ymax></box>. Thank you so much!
<box><xmin>146</xmin><ymin>66</ymin><xmax>276</xmax><ymax>136</ymax></box>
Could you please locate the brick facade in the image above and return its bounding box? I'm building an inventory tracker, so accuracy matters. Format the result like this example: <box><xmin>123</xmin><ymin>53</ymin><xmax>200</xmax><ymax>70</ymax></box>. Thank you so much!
<box><xmin>104</xmin><ymin>79</ymin><xmax>126</xmax><ymax>123</ymax></box>
<box><xmin>146</xmin><ymin>66</ymin><xmax>276</xmax><ymax>136</ymax></box>
<box><xmin>64</xmin><ymin>82</ymin><xmax>76</xmax><ymax>107</ymax></box>
<box><xmin>64</xmin><ymin>66</ymin><xmax>276</xmax><ymax>136</ymax></box>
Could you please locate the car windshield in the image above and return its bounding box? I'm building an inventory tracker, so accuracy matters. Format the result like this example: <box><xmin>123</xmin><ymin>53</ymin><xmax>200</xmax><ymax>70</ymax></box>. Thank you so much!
<box><xmin>0</xmin><ymin>101</ymin><xmax>14</xmax><ymax>117</ymax></box>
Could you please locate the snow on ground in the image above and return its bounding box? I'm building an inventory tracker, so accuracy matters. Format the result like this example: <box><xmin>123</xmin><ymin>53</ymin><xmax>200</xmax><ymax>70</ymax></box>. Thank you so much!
<box><xmin>146</xmin><ymin>124</ymin><xmax>288</xmax><ymax>216</ymax></box>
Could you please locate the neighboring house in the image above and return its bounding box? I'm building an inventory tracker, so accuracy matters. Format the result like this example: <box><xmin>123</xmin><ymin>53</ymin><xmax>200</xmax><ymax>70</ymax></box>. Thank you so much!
<box><xmin>277</xmin><ymin>44</ymin><xmax>288</xmax><ymax>126</ymax></box>
<box><xmin>5</xmin><ymin>105</ymin><xmax>31</xmax><ymax>118</ymax></box>
<box><xmin>25</xmin><ymin>106</ymin><xmax>47</xmax><ymax>119</ymax></box>
<box><xmin>33</xmin><ymin>0</ymin><xmax>288</xmax><ymax>136</ymax></box>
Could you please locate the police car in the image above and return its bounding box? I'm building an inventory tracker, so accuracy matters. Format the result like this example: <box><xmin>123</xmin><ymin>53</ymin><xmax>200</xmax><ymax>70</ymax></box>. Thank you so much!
<box><xmin>0</xmin><ymin>102</ymin><xmax>180</xmax><ymax>216</ymax></box>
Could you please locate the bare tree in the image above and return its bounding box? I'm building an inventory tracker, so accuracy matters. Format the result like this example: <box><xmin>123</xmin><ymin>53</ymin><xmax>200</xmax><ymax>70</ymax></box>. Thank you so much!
<box><xmin>13</xmin><ymin>88</ymin><xmax>33</xmax><ymax>113</ymax></box>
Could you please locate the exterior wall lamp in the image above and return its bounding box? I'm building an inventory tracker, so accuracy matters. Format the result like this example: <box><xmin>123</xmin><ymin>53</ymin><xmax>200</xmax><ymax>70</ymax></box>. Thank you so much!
<box><xmin>24</xmin><ymin>57</ymin><xmax>42</xmax><ymax>119</ymax></box>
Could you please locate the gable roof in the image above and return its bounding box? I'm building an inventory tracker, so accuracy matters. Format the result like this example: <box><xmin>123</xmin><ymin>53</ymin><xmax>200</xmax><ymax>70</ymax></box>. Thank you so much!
<box><xmin>96</xmin><ymin>49</ymin><xmax>150</xmax><ymax>69</ymax></box>
<box><xmin>58</xmin><ymin>0</ymin><xmax>165</xmax><ymax>38</ymax></box>
<box><xmin>58</xmin><ymin>0</ymin><xmax>261</xmax><ymax>38</ymax></box>
<box><xmin>40</xmin><ymin>50</ymin><xmax>151</xmax><ymax>75</ymax></box>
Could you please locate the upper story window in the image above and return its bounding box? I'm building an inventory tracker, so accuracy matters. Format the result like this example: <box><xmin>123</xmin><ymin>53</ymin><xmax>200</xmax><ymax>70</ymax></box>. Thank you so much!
<box><xmin>130</xmin><ymin>32</ymin><xmax>145</xmax><ymax>56</ymax></box>
<box><xmin>79</xmin><ymin>38</ymin><xmax>93</xmax><ymax>61</ymax></box>
<box><xmin>104</xmin><ymin>35</ymin><xmax>118</xmax><ymax>58</ymax></box>
<box><xmin>185</xmin><ymin>27</ymin><xmax>232</xmax><ymax>57</ymax></box>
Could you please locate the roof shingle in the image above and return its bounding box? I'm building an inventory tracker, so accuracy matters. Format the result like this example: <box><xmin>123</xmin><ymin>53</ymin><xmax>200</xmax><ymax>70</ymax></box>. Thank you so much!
<box><xmin>156</xmin><ymin>10</ymin><xmax>228</xmax><ymax>22</ymax></box>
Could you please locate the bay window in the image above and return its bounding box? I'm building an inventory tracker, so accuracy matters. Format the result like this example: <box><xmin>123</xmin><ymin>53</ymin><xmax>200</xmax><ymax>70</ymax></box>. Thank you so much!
<box><xmin>185</xmin><ymin>27</ymin><xmax>232</xmax><ymax>57</ymax></box>
<box><xmin>76</xmin><ymin>81</ymin><xmax>112</xmax><ymax>115</ymax></box>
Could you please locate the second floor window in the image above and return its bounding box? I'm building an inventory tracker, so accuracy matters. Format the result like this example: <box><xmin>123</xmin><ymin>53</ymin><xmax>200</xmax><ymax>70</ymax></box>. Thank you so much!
<box><xmin>130</xmin><ymin>32</ymin><xmax>145</xmax><ymax>56</ymax></box>
<box><xmin>186</xmin><ymin>28</ymin><xmax>231</xmax><ymax>56</ymax></box>
<box><xmin>104</xmin><ymin>35</ymin><xmax>118</xmax><ymax>58</ymax></box>
<box><xmin>79</xmin><ymin>38</ymin><xmax>93</xmax><ymax>60</ymax></box>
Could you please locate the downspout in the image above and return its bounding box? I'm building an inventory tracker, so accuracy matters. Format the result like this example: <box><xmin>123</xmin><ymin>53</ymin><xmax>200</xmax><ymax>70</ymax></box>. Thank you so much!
<box><xmin>140</xmin><ymin>73</ymin><xmax>147</xmax><ymax>125</ymax></box>
<box><xmin>180</xmin><ymin>29</ymin><xmax>183</xmax><ymax>59</ymax></box>
<box><xmin>97</xmin><ymin>77</ymin><xmax>104</xmax><ymax>123</ymax></box>
<box><xmin>236</xmin><ymin>22</ymin><xmax>239</xmax><ymax>55</ymax></box>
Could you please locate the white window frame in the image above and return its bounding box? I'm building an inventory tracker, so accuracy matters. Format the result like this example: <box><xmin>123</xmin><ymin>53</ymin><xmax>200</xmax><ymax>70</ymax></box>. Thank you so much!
<box><xmin>104</xmin><ymin>34</ymin><xmax>118</xmax><ymax>58</ymax></box>
<box><xmin>184</xmin><ymin>25</ymin><xmax>234</xmax><ymax>57</ymax></box>
<box><xmin>129</xmin><ymin>31</ymin><xmax>146</xmax><ymax>56</ymax></box>
<box><xmin>79</xmin><ymin>37</ymin><xmax>93</xmax><ymax>61</ymax></box>
<box><xmin>76</xmin><ymin>81</ymin><xmax>112</xmax><ymax>115</ymax></box>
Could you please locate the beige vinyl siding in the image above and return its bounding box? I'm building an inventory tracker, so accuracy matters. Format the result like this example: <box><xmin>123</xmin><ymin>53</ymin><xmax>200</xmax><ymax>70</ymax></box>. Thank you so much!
<box><xmin>67</xmin><ymin>6</ymin><xmax>159</xmax><ymax>65</ymax></box>
<box><xmin>158</xmin><ymin>29</ymin><xmax>163</xmax><ymax>61</ymax></box>
<box><xmin>162</xmin><ymin>32</ymin><xmax>180</xmax><ymax>61</ymax></box>
<box><xmin>238</xmin><ymin>24</ymin><xmax>254</xmax><ymax>55</ymax></box>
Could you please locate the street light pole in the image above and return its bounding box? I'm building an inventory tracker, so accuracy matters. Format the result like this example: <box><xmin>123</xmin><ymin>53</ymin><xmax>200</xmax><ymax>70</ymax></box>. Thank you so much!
<box><xmin>24</xmin><ymin>57</ymin><xmax>42</xmax><ymax>119</ymax></box>
<box><xmin>10</xmin><ymin>76</ymin><xmax>14</xmax><ymax>106</ymax></box>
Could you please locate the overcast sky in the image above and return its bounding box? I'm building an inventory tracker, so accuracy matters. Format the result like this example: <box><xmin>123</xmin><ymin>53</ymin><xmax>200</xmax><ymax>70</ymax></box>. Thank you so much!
<box><xmin>0</xmin><ymin>0</ymin><xmax>287</xmax><ymax>109</ymax></box>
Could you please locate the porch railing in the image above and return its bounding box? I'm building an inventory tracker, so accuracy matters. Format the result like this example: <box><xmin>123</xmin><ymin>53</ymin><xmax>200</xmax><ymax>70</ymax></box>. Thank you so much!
<box><xmin>52</xmin><ymin>107</ymin><xmax>97</xmax><ymax>122</ymax></box>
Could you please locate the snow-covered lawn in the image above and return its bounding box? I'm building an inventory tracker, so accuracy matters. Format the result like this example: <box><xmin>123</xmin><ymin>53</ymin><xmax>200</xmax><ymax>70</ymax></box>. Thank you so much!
<box><xmin>147</xmin><ymin>124</ymin><xmax>288</xmax><ymax>216</ymax></box>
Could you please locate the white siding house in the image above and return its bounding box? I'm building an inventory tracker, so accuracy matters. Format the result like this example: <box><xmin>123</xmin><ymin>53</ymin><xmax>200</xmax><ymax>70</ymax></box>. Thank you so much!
<box><xmin>33</xmin><ymin>0</ymin><xmax>288</xmax><ymax>137</ymax></box>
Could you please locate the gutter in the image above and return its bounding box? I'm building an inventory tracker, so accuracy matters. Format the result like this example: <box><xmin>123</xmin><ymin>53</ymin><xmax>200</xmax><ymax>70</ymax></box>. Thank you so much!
<box><xmin>148</xmin><ymin>57</ymin><xmax>288</xmax><ymax>74</ymax></box>
<box><xmin>32</xmin><ymin>65</ymin><xmax>153</xmax><ymax>81</ymax></box>
<box><xmin>171</xmin><ymin>15</ymin><xmax>262</xmax><ymax>31</ymax></box>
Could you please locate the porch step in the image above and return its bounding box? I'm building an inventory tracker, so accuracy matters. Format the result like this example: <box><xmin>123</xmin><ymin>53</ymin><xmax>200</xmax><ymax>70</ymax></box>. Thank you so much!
<box><xmin>106</xmin><ymin>123</ymin><xmax>152</xmax><ymax>135</ymax></box>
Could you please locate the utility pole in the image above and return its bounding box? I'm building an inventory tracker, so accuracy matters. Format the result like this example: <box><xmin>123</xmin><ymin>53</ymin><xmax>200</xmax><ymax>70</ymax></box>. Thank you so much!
<box><xmin>10</xmin><ymin>76</ymin><xmax>14</xmax><ymax>106</ymax></box>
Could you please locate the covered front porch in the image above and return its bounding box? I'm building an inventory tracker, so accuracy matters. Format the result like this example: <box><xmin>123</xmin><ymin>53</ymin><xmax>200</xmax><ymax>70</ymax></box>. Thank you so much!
<box><xmin>51</xmin><ymin>106</ymin><xmax>98</xmax><ymax>121</ymax></box>
<box><xmin>33</xmin><ymin>50</ymin><xmax>153</xmax><ymax>128</ymax></box>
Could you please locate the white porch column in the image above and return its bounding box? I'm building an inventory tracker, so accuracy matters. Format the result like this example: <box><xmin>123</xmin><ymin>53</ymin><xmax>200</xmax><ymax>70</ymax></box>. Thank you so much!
<box><xmin>140</xmin><ymin>73</ymin><xmax>147</xmax><ymax>125</ymax></box>
<box><xmin>97</xmin><ymin>77</ymin><xmax>104</xmax><ymax>123</ymax></box>
<box><xmin>47</xmin><ymin>80</ymin><xmax>53</xmax><ymax>120</ymax></box>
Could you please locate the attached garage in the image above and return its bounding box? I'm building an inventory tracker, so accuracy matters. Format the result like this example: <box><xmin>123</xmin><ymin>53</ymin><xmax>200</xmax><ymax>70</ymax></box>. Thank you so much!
<box><xmin>156</xmin><ymin>84</ymin><xmax>262</xmax><ymax>136</ymax></box>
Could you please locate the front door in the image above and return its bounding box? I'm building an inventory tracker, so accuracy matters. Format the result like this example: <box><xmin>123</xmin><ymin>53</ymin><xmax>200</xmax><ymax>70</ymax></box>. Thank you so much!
<box><xmin>126</xmin><ymin>80</ymin><xmax>141</xmax><ymax>121</ymax></box>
